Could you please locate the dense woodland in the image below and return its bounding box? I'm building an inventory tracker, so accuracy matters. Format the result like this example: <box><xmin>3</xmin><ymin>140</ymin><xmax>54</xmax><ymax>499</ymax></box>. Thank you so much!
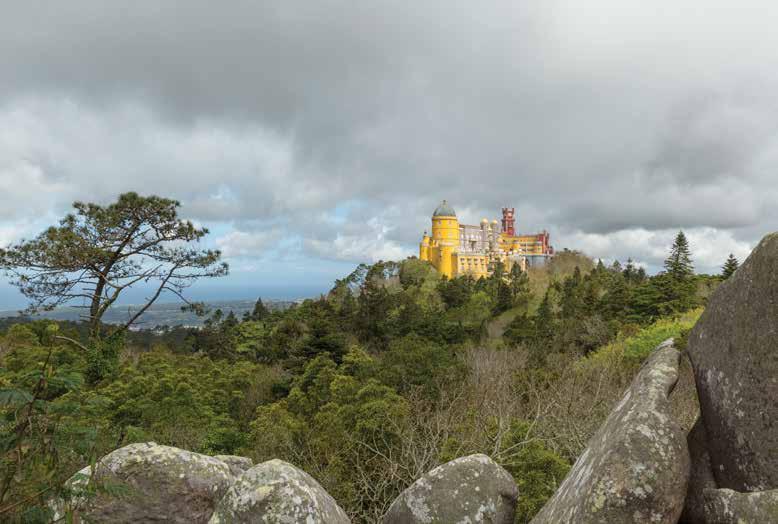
<box><xmin>0</xmin><ymin>199</ymin><xmax>734</xmax><ymax>522</ymax></box>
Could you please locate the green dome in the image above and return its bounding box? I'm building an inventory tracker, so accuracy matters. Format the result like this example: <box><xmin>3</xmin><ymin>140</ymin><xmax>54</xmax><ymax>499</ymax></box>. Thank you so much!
<box><xmin>433</xmin><ymin>200</ymin><xmax>456</xmax><ymax>217</ymax></box>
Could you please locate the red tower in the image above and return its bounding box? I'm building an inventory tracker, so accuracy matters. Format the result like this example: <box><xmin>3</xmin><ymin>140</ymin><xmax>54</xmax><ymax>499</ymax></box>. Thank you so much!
<box><xmin>501</xmin><ymin>207</ymin><xmax>515</xmax><ymax>236</ymax></box>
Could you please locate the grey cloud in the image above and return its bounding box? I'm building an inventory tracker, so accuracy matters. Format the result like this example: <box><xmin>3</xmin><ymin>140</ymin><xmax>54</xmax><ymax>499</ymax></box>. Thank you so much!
<box><xmin>1</xmin><ymin>1</ymin><xmax>778</xmax><ymax>275</ymax></box>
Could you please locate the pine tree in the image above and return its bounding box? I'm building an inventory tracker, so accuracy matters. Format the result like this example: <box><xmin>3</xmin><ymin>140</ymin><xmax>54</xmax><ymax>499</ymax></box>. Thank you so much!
<box><xmin>494</xmin><ymin>280</ymin><xmax>514</xmax><ymax>315</ymax></box>
<box><xmin>660</xmin><ymin>231</ymin><xmax>697</xmax><ymax>314</ymax></box>
<box><xmin>534</xmin><ymin>288</ymin><xmax>556</xmax><ymax>342</ymax></box>
<box><xmin>664</xmin><ymin>231</ymin><xmax>694</xmax><ymax>279</ymax></box>
<box><xmin>603</xmin><ymin>274</ymin><xmax>630</xmax><ymax>322</ymax></box>
<box><xmin>251</xmin><ymin>297</ymin><xmax>270</xmax><ymax>321</ymax></box>
<box><xmin>509</xmin><ymin>263</ymin><xmax>531</xmax><ymax>311</ymax></box>
<box><xmin>721</xmin><ymin>253</ymin><xmax>739</xmax><ymax>279</ymax></box>
<box><xmin>623</xmin><ymin>258</ymin><xmax>637</xmax><ymax>283</ymax></box>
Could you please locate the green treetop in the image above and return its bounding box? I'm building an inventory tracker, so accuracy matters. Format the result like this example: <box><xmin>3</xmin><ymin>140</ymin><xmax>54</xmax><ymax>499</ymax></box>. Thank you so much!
<box><xmin>250</xmin><ymin>297</ymin><xmax>271</xmax><ymax>321</ymax></box>
<box><xmin>664</xmin><ymin>231</ymin><xmax>694</xmax><ymax>279</ymax></box>
<box><xmin>0</xmin><ymin>193</ymin><xmax>228</xmax><ymax>381</ymax></box>
<box><xmin>721</xmin><ymin>253</ymin><xmax>739</xmax><ymax>279</ymax></box>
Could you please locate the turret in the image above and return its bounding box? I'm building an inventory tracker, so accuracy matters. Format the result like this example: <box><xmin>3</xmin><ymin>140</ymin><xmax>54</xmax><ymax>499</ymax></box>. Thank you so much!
<box><xmin>501</xmin><ymin>207</ymin><xmax>516</xmax><ymax>236</ymax></box>
<box><xmin>419</xmin><ymin>231</ymin><xmax>431</xmax><ymax>261</ymax></box>
<box><xmin>431</xmin><ymin>200</ymin><xmax>459</xmax><ymax>278</ymax></box>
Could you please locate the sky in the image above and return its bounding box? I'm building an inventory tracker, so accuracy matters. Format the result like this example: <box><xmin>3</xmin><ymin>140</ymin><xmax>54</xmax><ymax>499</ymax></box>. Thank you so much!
<box><xmin>1</xmin><ymin>1</ymin><xmax>776</xmax><ymax>308</ymax></box>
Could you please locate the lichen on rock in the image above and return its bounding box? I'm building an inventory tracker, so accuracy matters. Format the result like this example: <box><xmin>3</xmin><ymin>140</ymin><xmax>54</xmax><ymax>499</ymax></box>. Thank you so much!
<box><xmin>382</xmin><ymin>453</ymin><xmax>518</xmax><ymax>524</ymax></box>
<box><xmin>703</xmin><ymin>487</ymin><xmax>778</xmax><ymax>524</ymax></box>
<box><xmin>213</xmin><ymin>454</ymin><xmax>253</xmax><ymax>477</ymax></box>
<box><xmin>688</xmin><ymin>232</ymin><xmax>778</xmax><ymax>492</ymax></box>
<box><xmin>531</xmin><ymin>339</ymin><xmax>690</xmax><ymax>524</ymax></box>
<box><xmin>54</xmin><ymin>442</ymin><xmax>234</xmax><ymax>523</ymax></box>
<box><xmin>208</xmin><ymin>458</ymin><xmax>350</xmax><ymax>523</ymax></box>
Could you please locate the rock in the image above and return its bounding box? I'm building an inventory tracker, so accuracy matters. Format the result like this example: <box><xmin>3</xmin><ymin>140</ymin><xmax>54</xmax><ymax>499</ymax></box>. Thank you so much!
<box><xmin>703</xmin><ymin>487</ymin><xmax>778</xmax><ymax>524</ymax></box>
<box><xmin>55</xmin><ymin>442</ymin><xmax>233</xmax><ymax>523</ymax></box>
<box><xmin>679</xmin><ymin>418</ymin><xmax>717</xmax><ymax>523</ymax></box>
<box><xmin>382</xmin><ymin>454</ymin><xmax>518</xmax><ymax>524</ymax></box>
<box><xmin>213</xmin><ymin>454</ymin><xmax>253</xmax><ymax>477</ymax></box>
<box><xmin>688</xmin><ymin>232</ymin><xmax>778</xmax><ymax>491</ymax></box>
<box><xmin>209</xmin><ymin>459</ymin><xmax>350</xmax><ymax>523</ymax></box>
<box><xmin>531</xmin><ymin>340</ymin><xmax>690</xmax><ymax>524</ymax></box>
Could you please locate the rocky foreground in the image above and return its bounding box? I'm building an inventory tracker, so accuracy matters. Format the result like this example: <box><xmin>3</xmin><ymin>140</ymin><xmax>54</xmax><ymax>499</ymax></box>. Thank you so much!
<box><xmin>55</xmin><ymin>234</ymin><xmax>778</xmax><ymax>523</ymax></box>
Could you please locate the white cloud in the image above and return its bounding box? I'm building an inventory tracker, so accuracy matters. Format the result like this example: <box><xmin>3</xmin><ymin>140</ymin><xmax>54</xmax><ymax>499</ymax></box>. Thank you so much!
<box><xmin>305</xmin><ymin>217</ymin><xmax>410</xmax><ymax>263</ymax></box>
<box><xmin>215</xmin><ymin>229</ymin><xmax>284</xmax><ymax>258</ymax></box>
<box><xmin>561</xmin><ymin>226</ymin><xmax>754</xmax><ymax>274</ymax></box>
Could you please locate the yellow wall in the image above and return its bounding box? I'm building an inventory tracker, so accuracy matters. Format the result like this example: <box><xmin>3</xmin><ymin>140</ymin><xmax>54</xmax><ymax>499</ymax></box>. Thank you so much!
<box><xmin>456</xmin><ymin>253</ymin><xmax>490</xmax><ymax>279</ymax></box>
<box><xmin>431</xmin><ymin>215</ymin><xmax>459</xmax><ymax>278</ymax></box>
<box><xmin>419</xmin><ymin>235</ymin><xmax>430</xmax><ymax>261</ymax></box>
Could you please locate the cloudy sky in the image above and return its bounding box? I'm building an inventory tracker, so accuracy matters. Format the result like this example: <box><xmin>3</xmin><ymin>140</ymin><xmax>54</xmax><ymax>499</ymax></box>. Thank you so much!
<box><xmin>1</xmin><ymin>1</ymin><xmax>776</xmax><ymax>307</ymax></box>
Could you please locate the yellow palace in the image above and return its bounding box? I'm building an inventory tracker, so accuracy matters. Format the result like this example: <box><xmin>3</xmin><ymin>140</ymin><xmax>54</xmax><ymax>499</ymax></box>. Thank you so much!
<box><xmin>419</xmin><ymin>200</ymin><xmax>554</xmax><ymax>279</ymax></box>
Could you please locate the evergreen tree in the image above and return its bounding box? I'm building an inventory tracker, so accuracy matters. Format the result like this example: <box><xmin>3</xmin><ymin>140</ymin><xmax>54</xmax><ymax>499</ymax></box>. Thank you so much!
<box><xmin>534</xmin><ymin>289</ymin><xmax>556</xmax><ymax>342</ymax></box>
<box><xmin>357</xmin><ymin>263</ymin><xmax>392</xmax><ymax>346</ymax></box>
<box><xmin>438</xmin><ymin>276</ymin><xmax>474</xmax><ymax>310</ymax></box>
<box><xmin>721</xmin><ymin>253</ymin><xmax>739</xmax><ymax>279</ymax></box>
<box><xmin>250</xmin><ymin>297</ymin><xmax>271</xmax><ymax>321</ymax></box>
<box><xmin>509</xmin><ymin>263</ymin><xmax>531</xmax><ymax>311</ymax></box>
<box><xmin>623</xmin><ymin>258</ymin><xmax>637</xmax><ymax>283</ymax></box>
<box><xmin>603</xmin><ymin>274</ymin><xmax>630</xmax><ymax>322</ymax></box>
<box><xmin>560</xmin><ymin>267</ymin><xmax>583</xmax><ymax>319</ymax></box>
<box><xmin>224</xmin><ymin>310</ymin><xmax>239</xmax><ymax>329</ymax></box>
<box><xmin>664</xmin><ymin>231</ymin><xmax>694</xmax><ymax>279</ymax></box>
<box><xmin>494</xmin><ymin>280</ymin><xmax>514</xmax><ymax>315</ymax></box>
<box><xmin>659</xmin><ymin>231</ymin><xmax>697</xmax><ymax>315</ymax></box>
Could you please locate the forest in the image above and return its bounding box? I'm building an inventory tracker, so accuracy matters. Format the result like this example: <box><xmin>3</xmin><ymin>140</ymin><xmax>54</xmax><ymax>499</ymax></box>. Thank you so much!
<box><xmin>0</xmin><ymin>195</ymin><xmax>733</xmax><ymax>523</ymax></box>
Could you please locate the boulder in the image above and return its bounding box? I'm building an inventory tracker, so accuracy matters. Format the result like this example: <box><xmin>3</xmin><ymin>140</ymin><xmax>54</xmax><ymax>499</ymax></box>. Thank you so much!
<box><xmin>55</xmin><ymin>442</ymin><xmax>233</xmax><ymax>523</ymax></box>
<box><xmin>209</xmin><ymin>459</ymin><xmax>350</xmax><ymax>523</ymax></box>
<box><xmin>531</xmin><ymin>340</ymin><xmax>690</xmax><ymax>524</ymax></box>
<box><xmin>382</xmin><ymin>454</ymin><xmax>518</xmax><ymax>524</ymax></box>
<box><xmin>213</xmin><ymin>454</ymin><xmax>253</xmax><ymax>477</ymax></box>
<box><xmin>703</xmin><ymin>487</ymin><xmax>778</xmax><ymax>524</ymax></box>
<box><xmin>679</xmin><ymin>418</ymin><xmax>717</xmax><ymax>523</ymax></box>
<box><xmin>688</xmin><ymin>232</ymin><xmax>778</xmax><ymax>491</ymax></box>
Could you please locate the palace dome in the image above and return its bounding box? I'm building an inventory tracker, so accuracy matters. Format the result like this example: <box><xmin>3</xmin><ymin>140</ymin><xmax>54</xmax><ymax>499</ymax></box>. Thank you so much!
<box><xmin>433</xmin><ymin>200</ymin><xmax>456</xmax><ymax>217</ymax></box>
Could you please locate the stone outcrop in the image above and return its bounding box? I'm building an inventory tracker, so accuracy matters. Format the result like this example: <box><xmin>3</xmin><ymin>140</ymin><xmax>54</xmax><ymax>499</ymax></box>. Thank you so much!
<box><xmin>680</xmin><ymin>418</ymin><xmax>717</xmax><ymax>523</ymax></box>
<box><xmin>531</xmin><ymin>339</ymin><xmax>690</xmax><ymax>524</ymax></box>
<box><xmin>688</xmin><ymin>232</ymin><xmax>778</xmax><ymax>491</ymax></box>
<box><xmin>56</xmin><ymin>442</ymin><xmax>233</xmax><ymax>523</ymax></box>
<box><xmin>382</xmin><ymin>453</ymin><xmax>518</xmax><ymax>524</ymax></box>
<box><xmin>213</xmin><ymin>455</ymin><xmax>253</xmax><ymax>477</ymax></box>
<box><xmin>209</xmin><ymin>459</ymin><xmax>351</xmax><ymax>524</ymax></box>
<box><xmin>703</xmin><ymin>487</ymin><xmax>778</xmax><ymax>524</ymax></box>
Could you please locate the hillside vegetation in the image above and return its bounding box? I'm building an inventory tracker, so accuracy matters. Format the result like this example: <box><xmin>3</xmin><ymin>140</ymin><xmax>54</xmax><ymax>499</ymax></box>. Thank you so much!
<box><xmin>0</xmin><ymin>232</ymin><xmax>724</xmax><ymax>522</ymax></box>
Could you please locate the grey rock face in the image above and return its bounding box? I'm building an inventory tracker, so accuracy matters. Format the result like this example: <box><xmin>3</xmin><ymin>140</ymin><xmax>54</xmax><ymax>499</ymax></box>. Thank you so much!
<box><xmin>680</xmin><ymin>418</ymin><xmax>717</xmax><ymax>524</ymax></box>
<box><xmin>213</xmin><ymin>454</ymin><xmax>253</xmax><ymax>477</ymax></box>
<box><xmin>209</xmin><ymin>459</ymin><xmax>350</xmax><ymax>524</ymax></box>
<box><xmin>703</xmin><ymin>488</ymin><xmax>778</xmax><ymax>524</ymax></box>
<box><xmin>56</xmin><ymin>442</ymin><xmax>233</xmax><ymax>523</ymax></box>
<box><xmin>382</xmin><ymin>454</ymin><xmax>518</xmax><ymax>524</ymax></box>
<box><xmin>531</xmin><ymin>340</ymin><xmax>690</xmax><ymax>524</ymax></box>
<box><xmin>688</xmin><ymin>232</ymin><xmax>778</xmax><ymax>491</ymax></box>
